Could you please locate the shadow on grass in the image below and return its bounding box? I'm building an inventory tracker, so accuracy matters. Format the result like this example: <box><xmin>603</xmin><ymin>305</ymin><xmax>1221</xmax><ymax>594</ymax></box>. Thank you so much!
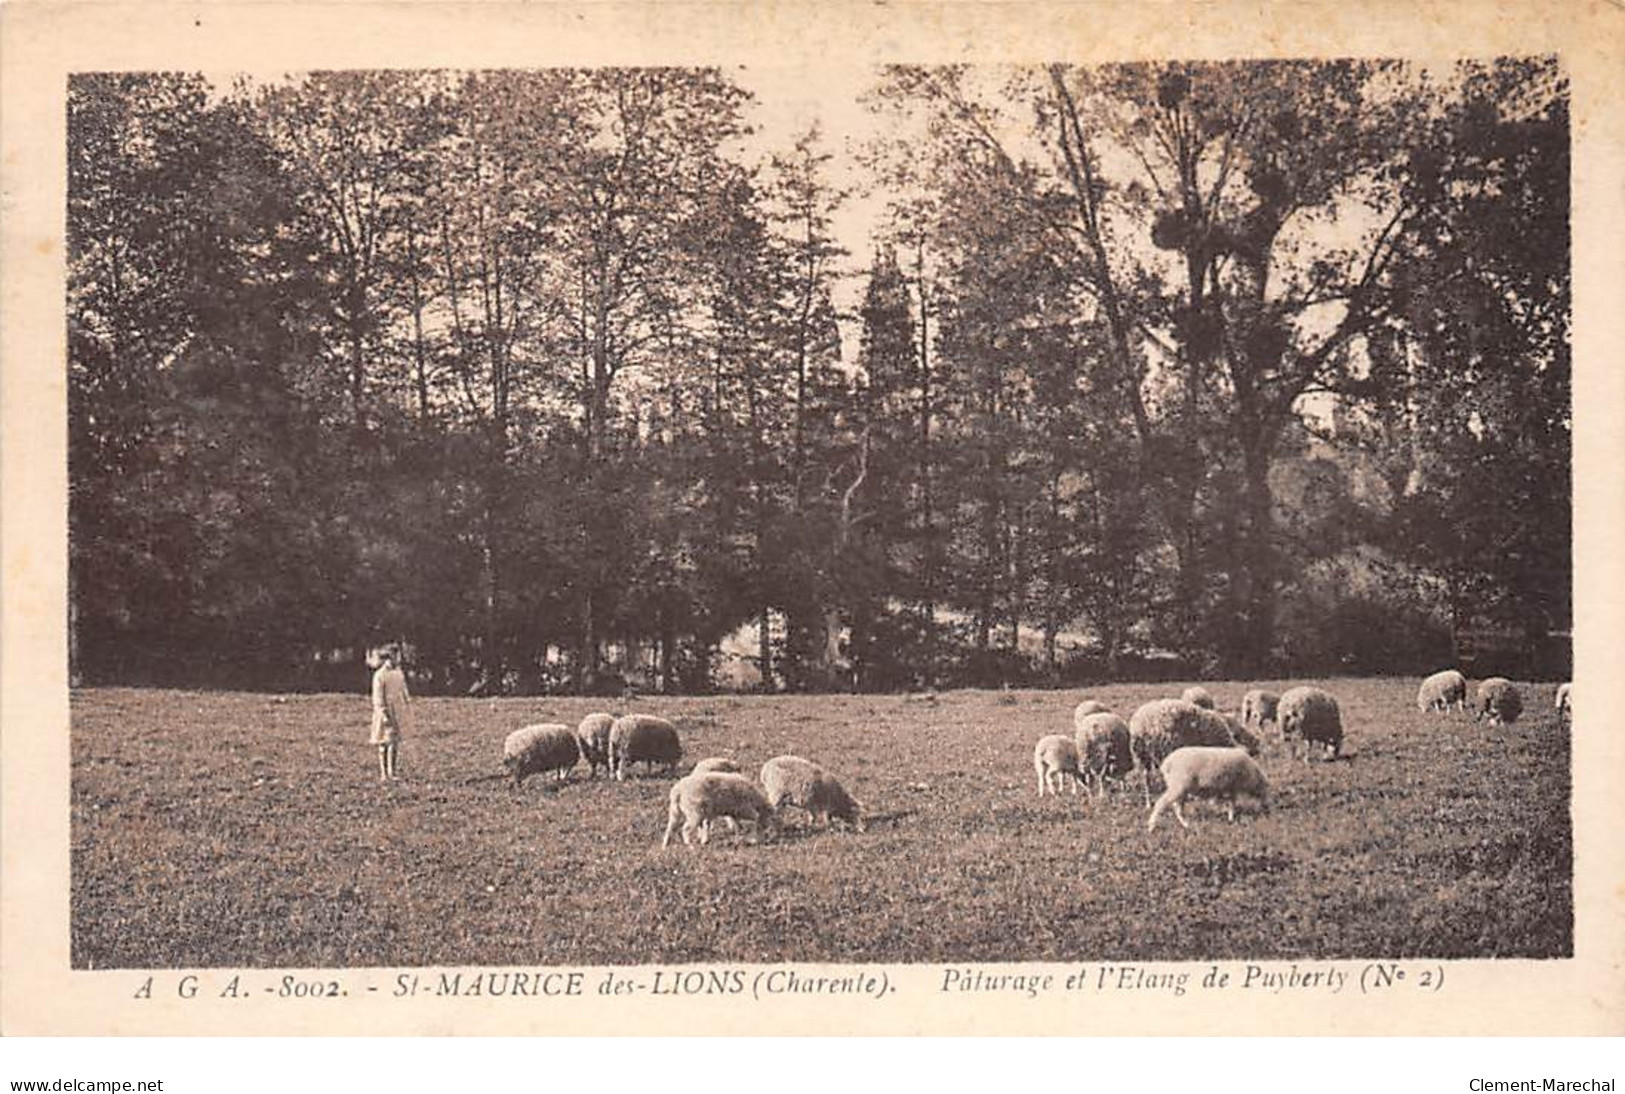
<box><xmin>860</xmin><ymin>807</ymin><xmax>919</xmax><ymax>827</ymax></box>
<box><xmin>463</xmin><ymin>773</ymin><xmax>511</xmax><ymax>786</ymax></box>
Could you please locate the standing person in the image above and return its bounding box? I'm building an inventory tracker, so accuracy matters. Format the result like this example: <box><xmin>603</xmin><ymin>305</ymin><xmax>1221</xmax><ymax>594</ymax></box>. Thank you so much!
<box><xmin>369</xmin><ymin>644</ymin><xmax>411</xmax><ymax>781</ymax></box>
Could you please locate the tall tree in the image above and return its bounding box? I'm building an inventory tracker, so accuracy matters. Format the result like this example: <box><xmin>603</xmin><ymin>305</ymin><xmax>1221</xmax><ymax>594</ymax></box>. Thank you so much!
<box><xmin>556</xmin><ymin>67</ymin><xmax>751</xmax><ymax>688</ymax></box>
<box><xmin>1379</xmin><ymin>57</ymin><xmax>1570</xmax><ymax>665</ymax></box>
<box><xmin>763</xmin><ymin>125</ymin><xmax>853</xmax><ymax>689</ymax></box>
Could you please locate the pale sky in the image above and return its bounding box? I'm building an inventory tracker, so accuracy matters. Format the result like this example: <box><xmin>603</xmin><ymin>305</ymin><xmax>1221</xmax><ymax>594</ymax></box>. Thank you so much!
<box><xmin>731</xmin><ymin>63</ymin><xmax>904</xmax><ymax>321</ymax></box>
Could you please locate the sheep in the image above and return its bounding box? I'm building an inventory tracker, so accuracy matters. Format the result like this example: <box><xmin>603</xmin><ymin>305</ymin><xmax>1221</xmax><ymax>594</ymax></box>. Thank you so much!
<box><xmin>503</xmin><ymin>723</ymin><xmax>581</xmax><ymax>788</ymax></box>
<box><xmin>1073</xmin><ymin>712</ymin><xmax>1133</xmax><ymax>799</ymax></box>
<box><xmin>1072</xmin><ymin>699</ymin><xmax>1110</xmax><ymax>732</ymax></box>
<box><xmin>576</xmin><ymin>712</ymin><xmax>616</xmax><ymax>777</ymax></box>
<box><xmin>760</xmin><ymin>755</ymin><xmax>865</xmax><ymax>832</ymax></box>
<box><xmin>661</xmin><ymin>772</ymin><xmax>777</xmax><ymax>848</ymax></box>
<box><xmin>1146</xmin><ymin>746</ymin><xmax>1271</xmax><ymax>831</ymax></box>
<box><xmin>684</xmin><ymin>758</ymin><xmax>749</xmax><ymax>835</ymax></box>
<box><xmin>1417</xmin><ymin>670</ymin><xmax>1468</xmax><ymax>713</ymax></box>
<box><xmin>1180</xmin><ymin>686</ymin><xmax>1217</xmax><ymax>710</ymax></box>
<box><xmin>691</xmin><ymin>757</ymin><xmax>742</xmax><ymax>776</ymax></box>
<box><xmin>1223</xmin><ymin>713</ymin><xmax>1262</xmax><ymax>758</ymax></box>
<box><xmin>1239</xmin><ymin>689</ymin><xmax>1280</xmax><ymax>735</ymax></box>
<box><xmin>1475</xmin><ymin>677</ymin><xmax>1523</xmax><ymax>725</ymax></box>
<box><xmin>1556</xmin><ymin>682</ymin><xmax>1572</xmax><ymax>720</ymax></box>
<box><xmin>608</xmin><ymin>714</ymin><xmax>683</xmax><ymax>780</ymax></box>
<box><xmin>1033</xmin><ymin>735</ymin><xmax>1085</xmax><ymax>797</ymax></box>
<box><xmin>1278</xmin><ymin>686</ymin><xmax>1344</xmax><ymax>763</ymax></box>
<box><xmin>1128</xmin><ymin>699</ymin><xmax>1257</xmax><ymax>805</ymax></box>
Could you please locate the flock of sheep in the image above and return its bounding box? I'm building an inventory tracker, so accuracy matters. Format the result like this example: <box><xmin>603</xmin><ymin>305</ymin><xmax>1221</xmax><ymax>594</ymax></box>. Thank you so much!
<box><xmin>501</xmin><ymin>714</ymin><xmax>862</xmax><ymax>848</ymax></box>
<box><xmin>499</xmin><ymin>670</ymin><xmax>1571</xmax><ymax>848</ymax></box>
<box><xmin>1043</xmin><ymin>671</ymin><xmax>1570</xmax><ymax>832</ymax></box>
<box><xmin>1040</xmin><ymin>684</ymin><xmax>1343</xmax><ymax>833</ymax></box>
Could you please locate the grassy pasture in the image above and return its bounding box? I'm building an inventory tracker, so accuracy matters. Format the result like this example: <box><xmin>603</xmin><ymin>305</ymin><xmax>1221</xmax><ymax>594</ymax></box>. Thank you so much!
<box><xmin>70</xmin><ymin>679</ymin><xmax>1571</xmax><ymax>969</ymax></box>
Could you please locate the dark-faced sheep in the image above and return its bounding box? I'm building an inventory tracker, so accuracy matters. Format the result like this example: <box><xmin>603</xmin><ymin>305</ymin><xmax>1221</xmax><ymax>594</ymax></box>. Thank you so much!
<box><xmin>503</xmin><ymin>724</ymin><xmax>581</xmax><ymax>787</ymax></box>
<box><xmin>1475</xmin><ymin>678</ymin><xmax>1523</xmax><ymax>725</ymax></box>
<box><xmin>576</xmin><ymin>712</ymin><xmax>616</xmax><ymax>777</ymax></box>
<box><xmin>608</xmin><ymin>714</ymin><xmax>683</xmax><ymax>780</ymax></box>
<box><xmin>1033</xmin><ymin>735</ymin><xmax>1084</xmax><ymax>797</ymax></box>
<box><xmin>1417</xmin><ymin>670</ymin><xmax>1468</xmax><ymax>713</ymax></box>
<box><xmin>1147</xmin><ymin>747</ymin><xmax>1271</xmax><ymax>831</ymax></box>
<box><xmin>662</xmin><ymin>772</ymin><xmax>777</xmax><ymax>847</ymax></box>
<box><xmin>1556</xmin><ymin>682</ymin><xmax>1572</xmax><ymax>721</ymax></box>
<box><xmin>1278</xmin><ymin>686</ymin><xmax>1344</xmax><ymax>762</ymax></box>
<box><xmin>1074</xmin><ymin>712</ymin><xmax>1133</xmax><ymax>799</ymax></box>
<box><xmin>1222</xmin><ymin>714</ymin><xmax>1262</xmax><ymax>758</ymax></box>
<box><xmin>1239</xmin><ymin>689</ymin><xmax>1280</xmax><ymax>735</ymax></box>
<box><xmin>760</xmin><ymin>755</ymin><xmax>864</xmax><ymax>832</ymax></box>
<box><xmin>1180</xmin><ymin>686</ymin><xmax>1217</xmax><ymax>710</ymax></box>
<box><xmin>1128</xmin><ymin>699</ymin><xmax>1256</xmax><ymax>805</ymax></box>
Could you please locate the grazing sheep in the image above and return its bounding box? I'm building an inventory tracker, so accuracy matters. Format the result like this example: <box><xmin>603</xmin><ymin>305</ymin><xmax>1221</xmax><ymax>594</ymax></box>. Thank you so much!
<box><xmin>1278</xmin><ymin>686</ymin><xmax>1344</xmax><ymax>763</ymax></box>
<box><xmin>1475</xmin><ymin>677</ymin><xmax>1524</xmax><ymax>725</ymax></box>
<box><xmin>1074</xmin><ymin>712</ymin><xmax>1133</xmax><ymax>799</ymax></box>
<box><xmin>1239</xmin><ymin>689</ymin><xmax>1280</xmax><ymax>735</ymax></box>
<box><xmin>691</xmin><ymin>757</ymin><xmax>742</xmax><ymax>776</ymax></box>
<box><xmin>1033</xmin><ymin>735</ymin><xmax>1085</xmax><ymax>797</ymax></box>
<box><xmin>1128</xmin><ymin>699</ymin><xmax>1257</xmax><ymax>805</ymax></box>
<box><xmin>608</xmin><ymin>715</ymin><xmax>683</xmax><ymax>780</ymax></box>
<box><xmin>503</xmin><ymin>724</ymin><xmax>581</xmax><ymax>788</ymax></box>
<box><xmin>760</xmin><ymin>755</ymin><xmax>865</xmax><ymax>831</ymax></box>
<box><xmin>1147</xmin><ymin>747</ymin><xmax>1271</xmax><ymax>831</ymax></box>
<box><xmin>1072</xmin><ymin>699</ymin><xmax>1110</xmax><ymax>732</ymax></box>
<box><xmin>1417</xmin><ymin>670</ymin><xmax>1468</xmax><ymax>713</ymax></box>
<box><xmin>576</xmin><ymin>712</ymin><xmax>616</xmax><ymax>777</ymax></box>
<box><xmin>1222</xmin><ymin>714</ymin><xmax>1262</xmax><ymax>758</ymax></box>
<box><xmin>1556</xmin><ymin>682</ymin><xmax>1572</xmax><ymax>720</ymax></box>
<box><xmin>661</xmin><ymin>772</ymin><xmax>777</xmax><ymax>848</ymax></box>
<box><xmin>1180</xmin><ymin>686</ymin><xmax>1217</xmax><ymax>710</ymax></box>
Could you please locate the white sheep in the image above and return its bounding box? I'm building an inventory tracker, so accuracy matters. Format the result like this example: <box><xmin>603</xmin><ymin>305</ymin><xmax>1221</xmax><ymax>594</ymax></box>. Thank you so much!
<box><xmin>608</xmin><ymin>714</ymin><xmax>683</xmax><ymax>780</ymax></box>
<box><xmin>1239</xmin><ymin>689</ymin><xmax>1280</xmax><ymax>735</ymax></box>
<box><xmin>1416</xmin><ymin>670</ymin><xmax>1468</xmax><ymax>713</ymax></box>
<box><xmin>1180</xmin><ymin>686</ymin><xmax>1217</xmax><ymax>710</ymax></box>
<box><xmin>1072</xmin><ymin>699</ymin><xmax>1110</xmax><ymax>732</ymax></box>
<box><xmin>1146</xmin><ymin>746</ymin><xmax>1271</xmax><ymax>831</ymax></box>
<box><xmin>1033</xmin><ymin>734</ymin><xmax>1085</xmax><ymax>797</ymax></box>
<box><xmin>1556</xmin><ymin>682</ymin><xmax>1572</xmax><ymax>720</ymax></box>
<box><xmin>1475</xmin><ymin>677</ymin><xmax>1523</xmax><ymax>725</ymax></box>
<box><xmin>691</xmin><ymin>756</ymin><xmax>742</xmax><ymax>776</ymax></box>
<box><xmin>576</xmin><ymin>712</ymin><xmax>616</xmax><ymax>777</ymax></box>
<box><xmin>1278</xmin><ymin>686</ymin><xmax>1344</xmax><ymax>762</ymax></box>
<box><xmin>1128</xmin><ymin>699</ymin><xmax>1257</xmax><ymax>805</ymax></box>
<box><xmin>503</xmin><ymin>724</ymin><xmax>581</xmax><ymax>787</ymax></box>
<box><xmin>760</xmin><ymin>755</ymin><xmax>865</xmax><ymax>831</ymax></box>
<box><xmin>1073</xmin><ymin>712</ymin><xmax>1133</xmax><ymax>799</ymax></box>
<box><xmin>661</xmin><ymin>772</ymin><xmax>777</xmax><ymax>848</ymax></box>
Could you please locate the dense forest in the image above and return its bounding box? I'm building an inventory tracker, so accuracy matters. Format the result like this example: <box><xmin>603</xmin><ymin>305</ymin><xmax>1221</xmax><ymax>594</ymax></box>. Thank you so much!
<box><xmin>67</xmin><ymin>58</ymin><xmax>1570</xmax><ymax>694</ymax></box>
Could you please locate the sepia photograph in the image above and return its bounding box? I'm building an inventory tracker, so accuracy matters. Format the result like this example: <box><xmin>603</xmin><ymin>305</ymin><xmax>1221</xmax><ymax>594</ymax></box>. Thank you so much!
<box><xmin>4</xmin><ymin>0</ymin><xmax>1623</xmax><ymax>1040</ymax></box>
<box><xmin>64</xmin><ymin>55</ymin><xmax>1575</xmax><ymax>971</ymax></box>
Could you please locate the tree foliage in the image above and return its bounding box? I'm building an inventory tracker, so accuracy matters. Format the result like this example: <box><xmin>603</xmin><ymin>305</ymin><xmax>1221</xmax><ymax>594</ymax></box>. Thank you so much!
<box><xmin>68</xmin><ymin>59</ymin><xmax>1570</xmax><ymax>691</ymax></box>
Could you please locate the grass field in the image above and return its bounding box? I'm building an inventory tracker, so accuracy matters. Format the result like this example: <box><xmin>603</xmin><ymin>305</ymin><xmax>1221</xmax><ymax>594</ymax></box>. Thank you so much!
<box><xmin>70</xmin><ymin>679</ymin><xmax>1572</xmax><ymax>969</ymax></box>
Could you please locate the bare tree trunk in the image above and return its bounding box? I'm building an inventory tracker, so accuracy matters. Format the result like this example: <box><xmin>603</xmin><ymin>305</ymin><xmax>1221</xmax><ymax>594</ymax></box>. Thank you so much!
<box><xmin>1239</xmin><ymin>436</ymin><xmax>1276</xmax><ymax>674</ymax></box>
<box><xmin>914</xmin><ymin>239</ymin><xmax>936</xmax><ymax>627</ymax></box>
<box><xmin>757</xmin><ymin>608</ymin><xmax>774</xmax><ymax>694</ymax></box>
<box><xmin>68</xmin><ymin>565</ymin><xmax>82</xmax><ymax>687</ymax></box>
<box><xmin>659</xmin><ymin>607</ymin><xmax>674</xmax><ymax>694</ymax></box>
<box><xmin>348</xmin><ymin>300</ymin><xmax>366</xmax><ymax>432</ymax></box>
<box><xmin>1007</xmin><ymin>505</ymin><xmax>1024</xmax><ymax>654</ymax></box>
<box><xmin>406</xmin><ymin>223</ymin><xmax>431</xmax><ymax>425</ymax></box>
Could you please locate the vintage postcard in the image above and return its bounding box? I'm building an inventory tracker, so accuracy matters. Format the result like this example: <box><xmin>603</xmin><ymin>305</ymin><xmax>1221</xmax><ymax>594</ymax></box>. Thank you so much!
<box><xmin>2</xmin><ymin>0</ymin><xmax>1622</xmax><ymax>1036</ymax></box>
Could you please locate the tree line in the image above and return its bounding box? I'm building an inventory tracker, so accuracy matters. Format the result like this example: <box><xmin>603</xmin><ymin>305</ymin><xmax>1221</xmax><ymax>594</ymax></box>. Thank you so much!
<box><xmin>67</xmin><ymin>59</ymin><xmax>1570</xmax><ymax>694</ymax></box>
